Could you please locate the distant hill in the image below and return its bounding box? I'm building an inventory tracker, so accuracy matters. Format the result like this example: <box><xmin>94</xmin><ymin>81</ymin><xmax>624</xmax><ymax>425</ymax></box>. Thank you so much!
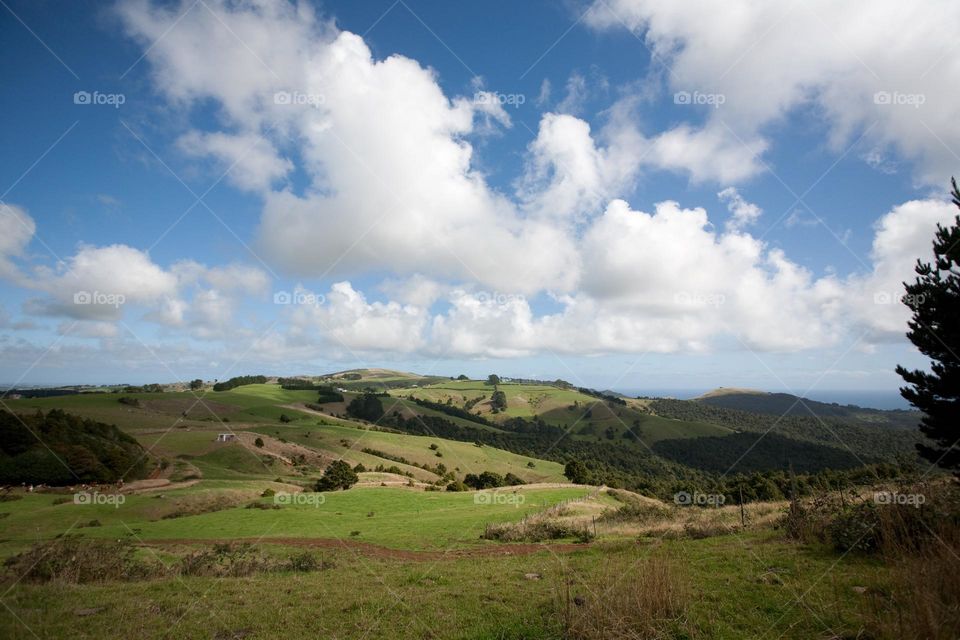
<box><xmin>695</xmin><ymin>389</ymin><xmax>920</xmax><ymax>430</ymax></box>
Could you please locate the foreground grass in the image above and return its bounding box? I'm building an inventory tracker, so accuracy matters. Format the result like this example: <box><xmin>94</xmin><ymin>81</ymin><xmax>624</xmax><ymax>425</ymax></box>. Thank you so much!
<box><xmin>0</xmin><ymin>531</ymin><xmax>892</xmax><ymax>639</ymax></box>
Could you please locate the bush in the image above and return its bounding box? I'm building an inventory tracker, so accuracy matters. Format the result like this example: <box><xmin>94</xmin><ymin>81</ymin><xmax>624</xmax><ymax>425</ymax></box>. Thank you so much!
<box><xmin>446</xmin><ymin>481</ymin><xmax>467</xmax><ymax>491</ymax></box>
<box><xmin>482</xmin><ymin>520</ymin><xmax>595</xmax><ymax>543</ymax></box>
<box><xmin>315</xmin><ymin>460</ymin><xmax>359</xmax><ymax>491</ymax></box>
<box><xmin>504</xmin><ymin>472</ymin><xmax>525</xmax><ymax>486</ymax></box>
<box><xmin>254</xmin><ymin>437</ymin><xmax>264</xmax><ymax>448</ymax></box>
<box><xmin>3</xmin><ymin>538</ymin><xmax>158</xmax><ymax>583</ymax></box>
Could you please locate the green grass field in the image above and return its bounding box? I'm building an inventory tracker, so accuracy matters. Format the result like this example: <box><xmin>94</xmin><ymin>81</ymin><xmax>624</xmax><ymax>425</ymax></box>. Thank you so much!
<box><xmin>2</xmin><ymin>377</ymin><xmax>926</xmax><ymax>639</ymax></box>
<box><xmin>0</xmin><ymin>528</ymin><xmax>896</xmax><ymax>639</ymax></box>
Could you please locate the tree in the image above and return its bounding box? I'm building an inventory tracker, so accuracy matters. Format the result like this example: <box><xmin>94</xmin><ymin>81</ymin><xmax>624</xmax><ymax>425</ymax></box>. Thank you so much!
<box><xmin>896</xmin><ymin>178</ymin><xmax>960</xmax><ymax>475</ymax></box>
<box><xmin>564</xmin><ymin>459</ymin><xmax>590</xmax><ymax>484</ymax></box>
<box><xmin>189</xmin><ymin>379</ymin><xmax>203</xmax><ymax>390</ymax></box>
<box><xmin>490</xmin><ymin>390</ymin><xmax>507</xmax><ymax>412</ymax></box>
<box><xmin>457</xmin><ymin>374</ymin><xmax>469</xmax><ymax>380</ymax></box>
<box><xmin>315</xmin><ymin>460</ymin><xmax>359</xmax><ymax>491</ymax></box>
<box><xmin>346</xmin><ymin>393</ymin><xmax>384</xmax><ymax>422</ymax></box>
<box><xmin>486</xmin><ymin>374</ymin><xmax>501</xmax><ymax>385</ymax></box>
<box><xmin>254</xmin><ymin>437</ymin><xmax>264</xmax><ymax>448</ymax></box>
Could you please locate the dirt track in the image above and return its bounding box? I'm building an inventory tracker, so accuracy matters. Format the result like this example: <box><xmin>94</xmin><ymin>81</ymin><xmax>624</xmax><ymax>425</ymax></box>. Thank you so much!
<box><xmin>146</xmin><ymin>537</ymin><xmax>592</xmax><ymax>561</ymax></box>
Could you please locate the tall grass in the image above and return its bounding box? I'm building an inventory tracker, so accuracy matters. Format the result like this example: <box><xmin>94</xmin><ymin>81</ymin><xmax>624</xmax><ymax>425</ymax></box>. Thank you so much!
<box><xmin>783</xmin><ymin>480</ymin><xmax>960</xmax><ymax>639</ymax></box>
<box><xmin>555</xmin><ymin>554</ymin><xmax>689</xmax><ymax>640</ymax></box>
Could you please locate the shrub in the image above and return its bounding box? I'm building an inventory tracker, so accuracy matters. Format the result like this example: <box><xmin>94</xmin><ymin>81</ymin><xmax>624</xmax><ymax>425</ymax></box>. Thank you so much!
<box><xmin>315</xmin><ymin>460</ymin><xmax>359</xmax><ymax>491</ymax></box>
<box><xmin>254</xmin><ymin>437</ymin><xmax>264</xmax><ymax>448</ymax></box>
<box><xmin>3</xmin><ymin>538</ymin><xmax>158</xmax><ymax>583</ymax></box>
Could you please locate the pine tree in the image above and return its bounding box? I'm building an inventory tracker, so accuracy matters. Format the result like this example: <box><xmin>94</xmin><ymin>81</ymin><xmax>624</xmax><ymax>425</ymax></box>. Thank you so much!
<box><xmin>896</xmin><ymin>178</ymin><xmax>960</xmax><ymax>475</ymax></box>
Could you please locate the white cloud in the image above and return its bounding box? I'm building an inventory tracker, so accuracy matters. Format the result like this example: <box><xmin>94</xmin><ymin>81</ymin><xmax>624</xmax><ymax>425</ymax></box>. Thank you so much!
<box><xmin>586</xmin><ymin>0</ymin><xmax>960</xmax><ymax>185</ymax></box>
<box><xmin>0</xmin><ymin>204</ymin><xmax>36</xmax><ymax>283</ymax></box>
<box><xmin>177</xmin><ymin>131</ymin><xmax>292</xmax><ymax>192</ymax></box>
<box><xmin>845</xmin><ymin>198</ymin><xmax>957</xmax><ymax>339</ymax></box>
<box><xmin>718</xmin><ymin>187</ymin><xmax>762</xmax><ymax>231</ymax></box>
<box><xmin>289</xmin><ymin>282</ymin><xmax>427</xmax><ymax>354</ymax></box>
<box><xmin>119</xmin><ymin>1</ymin><xmax>578</xmax><ymax>294</ymax></box>
<box><xmin>96</xmin><ymin>0</ymin><xmax>959</xmax><ymax>363</ymax></box>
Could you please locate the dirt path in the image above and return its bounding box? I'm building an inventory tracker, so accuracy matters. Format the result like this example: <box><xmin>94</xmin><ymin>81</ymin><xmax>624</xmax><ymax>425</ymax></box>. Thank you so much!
<box><xmin>146</xmin><ymin>537</ymin><xmax>591</xmax><ymax>560</ymax></box>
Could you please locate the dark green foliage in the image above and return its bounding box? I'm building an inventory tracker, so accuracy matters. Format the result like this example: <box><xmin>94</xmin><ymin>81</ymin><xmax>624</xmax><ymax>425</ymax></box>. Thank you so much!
<box><xmin>463</xmin><ymin>471</ymin><xmax>505</xmax><ymax>489</ymax></box>
<box><xmin>0</xmin><ymin>409</ymin><xmax>148</xmax><ymax>485</ymax></box>
<box><xmin>277</xmin><ymin>377</ymin><xmax>318</xmax><ymax>390</ymax></box>
<box><xmin>486</xmin><ymin>374</ymin><xmax>501</xmax><ymax>385</ymax></box>
<box><xmin>117</xmin><ymin>396</ymin><xmax>140</xmax><ymax>407</ymax></box>
<box><xmin>315</xmin><ymin>460</ymin><xmax>359</xmax><ymax>491</ymax></box>
<box><xmin>346</xmin><ymin>393</ymin><xmax>384</xmax><ymax>421</ymax></box>
<box><xmin>212</xmin><ymin>375</ymin><xmax>267</xmax><ymax>391</ymax></box>
<box><xmin>315</xmin><ymin>385</ymin><xmax>345</xmax><ymax>403</ymax></box>
<box><xmin>279</xmin><ymin>414</ymin><xmax>292</xmax><ymax>423</ymax></box>
<box><xmin>652</xmin><ymin>432</ymin><xmax>869</xmax><ymax>474</ymax></box>
<box><xmin>649</xmin><ymin>398</ymin><xmax>920</xmax><ymax>461</ymax></box>
<box><xmin>490</xmin><ymin>390</ymin><xmax>507</xmax><ymax>412</ymax></box>
<box><xmin>254</xmin><ymin>437</ymin><xmax>264</xmax><ymax>448</ymax></box>
<box><xmin>503</xmin><ymin>472</ymin><xmax>525</xmax><ymax>486</ymax></box>
<box><xmin>897</xmin><ymin>178</ymin><xmax>960</xmax><ymax>474</ymax></box>
<box><xmin>189</xmin><ymin>379</ymin><xmax>204</xmax><ymax>390</ymax></box>
<box><xmin>409</xmin><ymin>396</ymin><xmax>493</xmax><ymax>425</ymax></box>
<box><xmin>564</xmin><ymin>459</ymin><xmax>590</xmax><ymax>484</ymax></box>
<box><xmin>457</xmin><ymin>374</ymin><xmax>469</xmax><ymax>380</ymax></box>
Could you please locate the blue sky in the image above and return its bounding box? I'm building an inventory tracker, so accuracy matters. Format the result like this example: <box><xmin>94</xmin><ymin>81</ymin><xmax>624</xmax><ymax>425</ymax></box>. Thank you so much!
<box><xmin>1</xmin><ymin>0</ymin><xmax>957</xmax><ymax>402</ymax></box>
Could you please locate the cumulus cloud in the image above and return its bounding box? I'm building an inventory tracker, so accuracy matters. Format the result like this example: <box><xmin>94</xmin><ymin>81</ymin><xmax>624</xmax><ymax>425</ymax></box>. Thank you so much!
<box><xmin>717</xmin><ymin>187</ymin><xmax>762</xmax><ymax>231</ymax></box>
<box><xmin>288</xmin><ymin>282</ymin><xmax>428</xmax><ymax>354</ymax></box>
<box><xmin>119</xmin><ymin>1</ymin><xmax>577</xmax><ymax>294</ymax></box>
<box><xmin>177</xmin><ymin>131</ymin><xmax>292</xmax><ymax>192</ymax></box>
<box><xmin>92</xmin><ymin>0</ymin><xmax>957</xmax><ymax>362</ymax></box>
<box><xmin>585</xmin><ymin>0</ymin><xmax>960</xmax><ymax>185</ymax></box>
<box><xmin>845</xmin><ymin>198</ymin><xmax>957</xmax><ymax>339</ymax></box>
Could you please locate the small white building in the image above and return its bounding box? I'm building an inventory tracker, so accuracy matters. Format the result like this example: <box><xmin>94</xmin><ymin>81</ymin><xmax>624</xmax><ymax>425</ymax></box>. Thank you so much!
<box><xmin>216</xmin><ymin>433</ymin><xmax>237</xmax><ymax>442</ymax></box>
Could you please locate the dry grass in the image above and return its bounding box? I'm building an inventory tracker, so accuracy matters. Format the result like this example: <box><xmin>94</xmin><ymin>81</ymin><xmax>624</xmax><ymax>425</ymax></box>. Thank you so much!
<box><xmin>864</xmin><ymin>482</ymin><xmax>960</xmax><ymax>639</ymax></box>
<box><xmin>599</xmin><ymin>489</ymin><xmax>785</xmax><ymax>540</ymax></box>
<box><xmin>556</xmin><ymin>554</ymin><xmax>689</xmax><ymax>639</ymax></box>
